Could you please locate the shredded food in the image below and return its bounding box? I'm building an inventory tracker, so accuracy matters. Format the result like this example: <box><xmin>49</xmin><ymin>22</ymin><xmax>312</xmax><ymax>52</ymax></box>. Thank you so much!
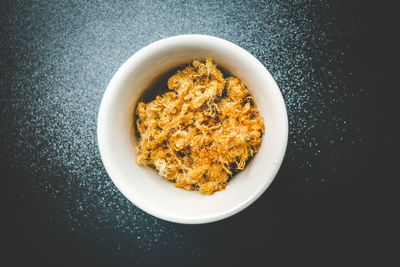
<box><xmin>135</xmin><ymin>59</ymin><xmax>264</xmax><ymax>195</ymax></box>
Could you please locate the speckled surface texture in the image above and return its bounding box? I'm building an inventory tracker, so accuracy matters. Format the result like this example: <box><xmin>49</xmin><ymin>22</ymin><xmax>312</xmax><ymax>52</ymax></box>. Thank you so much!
<box><xmin>1</xmin><ymin>0</ymin><xmax>398</xmax><ymax>266</ymax></box>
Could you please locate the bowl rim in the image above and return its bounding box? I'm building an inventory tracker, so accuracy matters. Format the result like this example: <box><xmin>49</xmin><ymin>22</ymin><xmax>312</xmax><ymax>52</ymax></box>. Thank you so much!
<box><xmin>97</xmin><ymin>34</ymin><xmax>288</xmax><ymax>224</ymax></box>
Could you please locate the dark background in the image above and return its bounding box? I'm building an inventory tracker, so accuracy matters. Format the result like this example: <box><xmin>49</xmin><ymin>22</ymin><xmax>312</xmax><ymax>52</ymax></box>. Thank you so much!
<box><xmin>1</xmin><ymin>0</ymin><xmax>398</xmax><ymax>266</ymax></box>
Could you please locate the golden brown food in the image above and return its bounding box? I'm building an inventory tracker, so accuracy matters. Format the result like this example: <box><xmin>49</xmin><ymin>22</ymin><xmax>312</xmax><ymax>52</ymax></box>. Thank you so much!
<box><xmin>135</xmin><ymin>59</ymin><xmax>264</xmax><ymax>195</ymax></box>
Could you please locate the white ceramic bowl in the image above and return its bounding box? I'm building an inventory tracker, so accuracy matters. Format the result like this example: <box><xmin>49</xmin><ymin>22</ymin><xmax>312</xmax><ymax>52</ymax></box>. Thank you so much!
<box><xmin>97</xmin><ymin>35</ymin><xmax>288</xmax><ymax>224</ymax></box>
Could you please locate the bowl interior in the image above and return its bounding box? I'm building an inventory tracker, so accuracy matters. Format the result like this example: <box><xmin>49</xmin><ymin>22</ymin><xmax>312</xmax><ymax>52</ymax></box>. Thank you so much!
<box><xmin>98</xmin><ymin>36</ymin><xmax>288</xmax><ymax>223</ymax></box>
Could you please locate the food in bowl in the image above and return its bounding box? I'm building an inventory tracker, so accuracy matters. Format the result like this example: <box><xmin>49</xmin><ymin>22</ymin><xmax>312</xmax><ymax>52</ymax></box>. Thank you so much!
<box><xmin>98</xmin><ymin>34</ymin><xmax>288</xmax><ymax>223</ymax></box>
<box><xmin>135</xmin><ymin>58</ymin><xmax>264</xmax><ymax>194</ymax></box>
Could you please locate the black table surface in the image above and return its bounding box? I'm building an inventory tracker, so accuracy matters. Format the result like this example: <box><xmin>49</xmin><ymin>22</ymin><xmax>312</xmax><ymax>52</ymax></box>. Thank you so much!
<box><xmin>1</xmin><ymin>0</ymin><xmax>398</xmax><ymax>266</ymax></box>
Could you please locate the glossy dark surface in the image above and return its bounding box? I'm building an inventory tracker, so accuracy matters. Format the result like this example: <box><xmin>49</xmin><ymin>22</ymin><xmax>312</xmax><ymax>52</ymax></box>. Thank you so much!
<box><xmin>1</xmin><ymin>0</ymin><xmax>397</xmax><ymax>266</ymax></box>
